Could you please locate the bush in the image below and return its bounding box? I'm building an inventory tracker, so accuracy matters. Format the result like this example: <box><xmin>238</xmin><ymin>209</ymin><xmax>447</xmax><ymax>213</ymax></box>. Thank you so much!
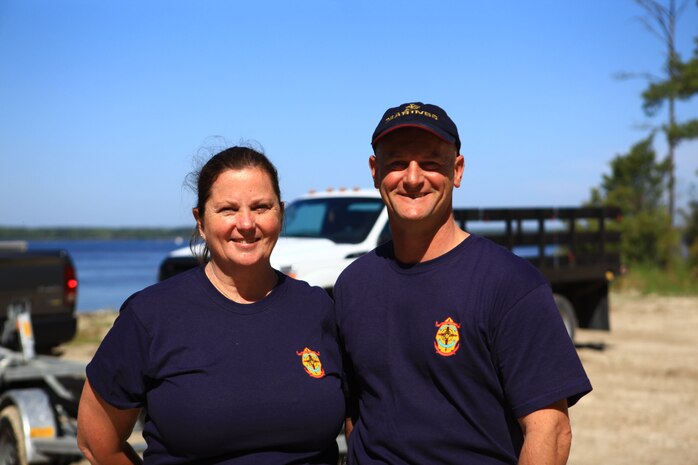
<box><xmin>614</xmin><ymin>262</ymin><xmax>698</xmax><ymax>295</ymax></box>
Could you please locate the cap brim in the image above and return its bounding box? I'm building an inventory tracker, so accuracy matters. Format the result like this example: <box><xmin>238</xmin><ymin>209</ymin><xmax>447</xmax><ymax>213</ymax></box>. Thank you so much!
<box><xmin>372</xmin><ymin>123</ymin><xmax>457</xmax><ymax>147</ymax></box>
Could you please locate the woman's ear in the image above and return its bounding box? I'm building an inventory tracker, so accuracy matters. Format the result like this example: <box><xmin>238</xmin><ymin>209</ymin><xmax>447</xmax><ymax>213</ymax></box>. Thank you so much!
<box><xmin>193</xmin><ymin>208</ymin><xmax>206</xmax><ymax>241</ymax></box>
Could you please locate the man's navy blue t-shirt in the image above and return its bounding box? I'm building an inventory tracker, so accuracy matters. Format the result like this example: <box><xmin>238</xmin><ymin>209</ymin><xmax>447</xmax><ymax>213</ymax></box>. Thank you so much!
<box><xmin>87</xmin><ymin>266</ymin><xmax>345</xmax><ymax>465</ymax></box>
<box><xmin>334</xmin><ymin>234</ymin><xmax>592</xmax><ymax>465</ymax></box>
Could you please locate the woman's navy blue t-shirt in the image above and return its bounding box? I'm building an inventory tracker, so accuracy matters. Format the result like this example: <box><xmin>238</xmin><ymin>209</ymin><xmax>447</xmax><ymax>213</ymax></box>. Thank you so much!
<box><xmin>87</xmin><ymin>266</ymin><xmax>345</xmax><ymax>465</ymax></box>
<box><xmin>335</xmin><ymin>234</ymin><xmax>592</xmax><ymax>465</ymax></box>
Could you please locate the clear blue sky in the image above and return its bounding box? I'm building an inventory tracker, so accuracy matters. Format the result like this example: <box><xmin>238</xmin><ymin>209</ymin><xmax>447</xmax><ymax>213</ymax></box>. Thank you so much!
<box><xmin>1</xmin><ymin>0</ymin><xmax>697</xmax><ymax>227</ymax></box>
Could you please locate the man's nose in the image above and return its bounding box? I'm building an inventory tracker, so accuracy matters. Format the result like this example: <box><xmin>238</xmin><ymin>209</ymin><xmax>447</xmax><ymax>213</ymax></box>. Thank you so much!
<box><xmin>404</xmin><ymin>161</ymin><xmax>424</xmax><ymax>186</ymax></box>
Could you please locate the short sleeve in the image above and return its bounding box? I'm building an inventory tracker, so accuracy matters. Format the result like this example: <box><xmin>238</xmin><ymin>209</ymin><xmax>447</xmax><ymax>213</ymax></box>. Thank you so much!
<box><xmin>492</xmin><ymin>284</ymin><xmax>592</xmax><ymax>418</ymax></box>
<box><xmin>86</xmin><ymin>301</ymin><xmax>152</xmax><ymax>409</ymax></box>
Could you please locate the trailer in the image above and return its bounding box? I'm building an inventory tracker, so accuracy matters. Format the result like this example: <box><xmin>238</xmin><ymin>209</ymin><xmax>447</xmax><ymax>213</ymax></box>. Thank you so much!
<box><xmin>453</xmin><ymin>206</ymin><xmax>622</xmax><ymax>339</ymax></box>
<box><xmin>0</xmin><ymin>300</ymin><xmax>147</xmax><ymax>465</ymax></box>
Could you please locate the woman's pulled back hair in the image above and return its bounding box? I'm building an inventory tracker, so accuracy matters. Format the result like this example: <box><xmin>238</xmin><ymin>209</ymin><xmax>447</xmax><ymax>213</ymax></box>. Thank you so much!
<box><xmin>186</xmin><ymin>143</ymin><xmax>281</xmax><ymax>262</ymax></box>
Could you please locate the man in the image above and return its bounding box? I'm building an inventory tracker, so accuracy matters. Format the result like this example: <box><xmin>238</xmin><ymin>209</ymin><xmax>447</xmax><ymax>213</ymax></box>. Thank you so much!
<box><xmin>334</xmin><ymin>102</ymin><xmax>591</xmax><ymax>465</ymax></box>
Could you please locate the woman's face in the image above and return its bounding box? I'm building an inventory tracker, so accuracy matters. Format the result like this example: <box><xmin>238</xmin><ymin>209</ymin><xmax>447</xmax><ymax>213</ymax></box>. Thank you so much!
<box><xmin>194</xmin><ymin>167</ymin><xmax>282</xmax><ymax>271</ymax></box>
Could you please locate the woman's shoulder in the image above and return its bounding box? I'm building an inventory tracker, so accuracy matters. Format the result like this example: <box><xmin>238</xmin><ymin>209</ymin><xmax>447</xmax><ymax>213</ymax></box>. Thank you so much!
<box><xmin>120</xmin><ymin>266</ymin><xmax>206</xmax><ymax>317</ymax></box>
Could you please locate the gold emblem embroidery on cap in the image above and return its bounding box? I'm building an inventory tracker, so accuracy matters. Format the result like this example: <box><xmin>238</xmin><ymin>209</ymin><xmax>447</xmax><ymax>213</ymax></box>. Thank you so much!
<box><xmin>385</xmin><ymin>103</ymin><xmax>439</xmax><ymax>123</ymax></box>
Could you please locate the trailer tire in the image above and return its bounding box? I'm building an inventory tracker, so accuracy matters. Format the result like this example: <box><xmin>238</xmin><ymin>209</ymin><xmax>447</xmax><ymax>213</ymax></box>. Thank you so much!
<box><xmin>0</xmin><ymin>406</ymin><xmax>28</xmax><ymax>465</ymax></box>
<box><xmin>553</xmin><ymin>294</ymin><xmax>578</xmax><ymax>341</ymax></box>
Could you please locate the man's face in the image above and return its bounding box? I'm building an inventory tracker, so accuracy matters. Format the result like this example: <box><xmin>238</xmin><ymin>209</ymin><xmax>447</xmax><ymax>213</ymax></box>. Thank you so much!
<box><xmin>370</xmin><ymin>127</ymin><xmax>464</xmax><ymax>225</ymax></box>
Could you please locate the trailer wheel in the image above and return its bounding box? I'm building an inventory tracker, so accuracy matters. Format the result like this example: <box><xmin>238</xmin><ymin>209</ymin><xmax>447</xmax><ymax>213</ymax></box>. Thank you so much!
<box><xmin>0</xmin><ymin>406</ymin><xmax>28</xmax><ymax>465</ymax></box>
<box><xmin>553</xmin><ymin>294</ymin><xmax>578</xmax><ymax>341</ymax></box>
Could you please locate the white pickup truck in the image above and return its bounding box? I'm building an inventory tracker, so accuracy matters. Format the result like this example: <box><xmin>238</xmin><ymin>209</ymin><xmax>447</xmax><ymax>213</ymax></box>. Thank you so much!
<box><xmin>160</xmin><ymin>188</ymin><xmax>622</xmax><ymax>340</ymax></box>
<box><xmin>160</xmin><ymin>188</ymin><xmax>389</xmax><ymax>296</ymax></box>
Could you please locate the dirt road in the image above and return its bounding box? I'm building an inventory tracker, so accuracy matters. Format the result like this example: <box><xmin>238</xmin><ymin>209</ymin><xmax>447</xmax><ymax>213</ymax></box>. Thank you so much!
<box><xmin>65</xmin><ymin>292</ymin><xmax>698</xmax><ymax>465</ymax></box>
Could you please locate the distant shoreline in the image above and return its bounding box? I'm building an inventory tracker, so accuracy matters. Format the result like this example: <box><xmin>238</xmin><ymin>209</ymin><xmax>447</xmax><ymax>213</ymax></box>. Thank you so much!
<box><xmin>0</xmin><ymin>226</ymin><xmax>193</xmax><ymax>241</ymax></box>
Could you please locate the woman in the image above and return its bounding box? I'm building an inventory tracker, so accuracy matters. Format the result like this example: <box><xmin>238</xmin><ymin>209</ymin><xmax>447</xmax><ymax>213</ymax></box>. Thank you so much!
<box><xmin>77</xmin><ymin>146</ymin><xmax>345</xmax><ymax>464</ymax></box>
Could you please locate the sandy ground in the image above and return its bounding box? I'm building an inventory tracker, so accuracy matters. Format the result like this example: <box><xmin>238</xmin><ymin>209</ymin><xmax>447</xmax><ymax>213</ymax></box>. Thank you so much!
<box><xmin>570</xmin><ymin>293</ymin><xmax>698</xmax><ymax>465</ymax></box>
<box><xmin>62</xmin><ymin>292</ymin><xmax>698</xmax><ymax>465</ymax></box>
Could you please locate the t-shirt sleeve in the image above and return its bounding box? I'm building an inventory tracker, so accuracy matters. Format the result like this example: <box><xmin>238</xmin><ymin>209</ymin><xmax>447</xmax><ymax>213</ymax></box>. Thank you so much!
<box><xmin>86</xmin><ymin>301</ymin><xmax>152</xmax><ymax>409</ymax></box>
<box><xmin>492</xmin><ymin>283</ymin><xmax>592</xmax><ymax>419</ymax></box>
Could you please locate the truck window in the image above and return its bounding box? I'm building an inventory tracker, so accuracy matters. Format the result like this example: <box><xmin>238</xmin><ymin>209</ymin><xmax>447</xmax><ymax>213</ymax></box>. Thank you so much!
<box><xmin>283</xmin><ymin>197</ymin><xmax>385</xmax><ymax>244</ymax></box>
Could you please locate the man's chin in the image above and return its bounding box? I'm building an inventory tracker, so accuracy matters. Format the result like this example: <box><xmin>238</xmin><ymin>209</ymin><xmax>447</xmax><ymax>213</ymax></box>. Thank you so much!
<box><xmin>392</xmin><ymin>209</ymin><xmax>431</xmax><ymax>222</ymax></box>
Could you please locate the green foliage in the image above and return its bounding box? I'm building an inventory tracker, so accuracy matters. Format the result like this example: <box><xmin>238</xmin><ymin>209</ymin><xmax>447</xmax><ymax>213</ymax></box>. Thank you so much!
<box><xmin>613</xmin><ymin>262</ymin><xmax>698</xmax><ymax>295</ymax></box>
<box><xmin>641</xmin><ymin>54</ymin><xmax>685</xmax><ymax>115</ymax></box>
<box><xmin>667</xmin><ymin>119</ymin><xmax>698</xmax><ymax>143</ymax></box>
<box><xmin>689</xmin><ymin>238</ymin><xmax>698</xmax><ymax>269</ymax></box>
<box><xmin>599</xmin><ymin>137</ymin><xmax>669</xmax><ymax>211</ymax></box>
<box><xmin>589</xmin><ymin>136</ymin><xmax>679</xmax><ymax>267</ymax></box>
<box><xmin>684</xmin><ymin>199</ymin><xmax>698</xmax><ymax>247</ymax></box>
<box><xmin>683</xmin><ymin>199</ymin><xmax>698</xmax><ymax>268</ymax></box>
<box><xmin>637</xmin><ymin>3</ymin><xmax>698</xmax><ymax>145</ymax></box>
<box><xmin>620</xmin><ymin>209</ymin><xmax>678</xmax><ymax>266</ymax></box>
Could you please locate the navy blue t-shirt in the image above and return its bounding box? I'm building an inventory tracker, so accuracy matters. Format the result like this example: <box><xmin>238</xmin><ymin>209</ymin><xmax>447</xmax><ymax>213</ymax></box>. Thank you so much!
<box><xmin>87</xmin><ymin>266</ymin><xmax>345</xmax><ymax>465</ymax></box>
<box><xmin>334</xmin><ymin>234</ymin><xmax>592</xmax><ymax>465</ymax></box>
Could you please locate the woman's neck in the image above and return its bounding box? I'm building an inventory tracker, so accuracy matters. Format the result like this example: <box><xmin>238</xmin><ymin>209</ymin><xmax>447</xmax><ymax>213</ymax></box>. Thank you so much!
<box><xmin>205</xmin><ymin>261</ymin><xmax>278</xmax><ymax>304</ymax></box>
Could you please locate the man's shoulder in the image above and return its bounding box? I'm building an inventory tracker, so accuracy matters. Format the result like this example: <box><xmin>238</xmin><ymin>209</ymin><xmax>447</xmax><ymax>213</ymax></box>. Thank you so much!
<box><xmin>467</xmin><ymin>234</ymin><xmax>542</xmax><ymax>272</ymax></box>
<box><xmin>336</xmin><ymin>242</ymin><xmax>391</xmax><ymax>284</ymax></box>
<box><xmin>281</xmin><ymin>273</ymin><xmax>334</xmax><ymax>307</ymax></box>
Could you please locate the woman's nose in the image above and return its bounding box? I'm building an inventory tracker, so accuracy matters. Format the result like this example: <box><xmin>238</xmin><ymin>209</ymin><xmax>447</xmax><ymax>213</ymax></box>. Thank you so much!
<box><xmin>237</xmin><ymin>210</ymin><xmax>255</xmax><ymax>230</ymax></box>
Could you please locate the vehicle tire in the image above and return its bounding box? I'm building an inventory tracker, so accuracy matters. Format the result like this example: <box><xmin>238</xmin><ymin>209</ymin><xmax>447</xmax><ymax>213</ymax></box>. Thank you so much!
<box><xmin>553</xmin><ymin>294</ymin><xmax>578</xmax><ymax>341</ymax></box>
<box><xmin>0</xmin><ymin>405</ymin><xmax>28</xmax><ymax>465</ymax></box>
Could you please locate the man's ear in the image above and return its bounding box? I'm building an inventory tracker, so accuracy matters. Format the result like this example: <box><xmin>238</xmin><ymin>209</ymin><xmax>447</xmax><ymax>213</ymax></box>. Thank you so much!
<box><xmin>369</xmin><ymin>155</ymin><xmax>379</xmax><ymax>188</ymax></box>
<box><xmin>453</xmin><ymin>154</ymin><xmax>465</xmax><ymax>188</ymax></box>
<box><xmin>193</xmin><ymin>208</ymin><xmax>205</xmax><ymax>241</ymax></box>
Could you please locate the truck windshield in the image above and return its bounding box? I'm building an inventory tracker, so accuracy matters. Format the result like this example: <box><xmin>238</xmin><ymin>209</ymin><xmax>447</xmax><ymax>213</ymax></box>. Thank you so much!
<box><xmin>282</xmin><ymin>197</ymin><xmax>385</xmax><ymax>244</ymax></box>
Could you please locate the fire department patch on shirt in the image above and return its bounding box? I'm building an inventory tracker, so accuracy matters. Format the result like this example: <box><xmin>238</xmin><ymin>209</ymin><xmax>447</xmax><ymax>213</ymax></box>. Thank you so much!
<box><xmin>296</xmin><ymin>347</ymin><xmax>325</xmax><ymax>378</ymax></box>
<box><xmin>434</xmin><ymin>317</ymin><xmax>461</xmax><ymax>356</ymax></box>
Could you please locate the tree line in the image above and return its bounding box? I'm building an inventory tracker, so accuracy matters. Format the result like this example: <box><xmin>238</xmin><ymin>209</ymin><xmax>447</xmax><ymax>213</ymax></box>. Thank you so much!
<box><xmin>0</xmin><ymin>227</ymin><xmax>193</xmax><ymax>241</ymax></box>
<box><xmin>589</xmin><ymin>0</ymin><xmax>698</xmax><ymax>277</ymax></box>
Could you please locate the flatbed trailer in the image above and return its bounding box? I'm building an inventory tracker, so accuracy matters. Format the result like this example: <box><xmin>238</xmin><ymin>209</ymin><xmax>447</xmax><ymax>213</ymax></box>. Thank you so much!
<box><xmin>453</xmin><ymin>206</ymin><xmax>622</xmax><ymax>338</ymax></box>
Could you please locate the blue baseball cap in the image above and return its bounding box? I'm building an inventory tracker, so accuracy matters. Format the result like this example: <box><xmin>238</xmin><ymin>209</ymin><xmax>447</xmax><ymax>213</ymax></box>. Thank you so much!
<box><xmin>371</xmin><ymin>102</ymin><xmax>461</xmax><ymax>152</ymax></box>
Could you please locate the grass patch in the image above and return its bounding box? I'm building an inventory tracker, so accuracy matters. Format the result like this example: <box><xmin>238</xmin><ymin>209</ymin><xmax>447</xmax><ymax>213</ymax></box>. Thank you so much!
<box><xmin>613</xmin><ymin>263</ymin><xmax>698</xmax><ymax>295</ymax></box>
<box><xmin>66</xmin><ymin>311</ymin><xmax>118</xmax><ymax>345</ymax></box>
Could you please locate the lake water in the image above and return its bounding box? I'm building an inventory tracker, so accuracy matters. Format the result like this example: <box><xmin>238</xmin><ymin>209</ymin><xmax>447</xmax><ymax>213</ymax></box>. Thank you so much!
<box><xmin>28</xmin><ymin>239</ymin><xmax>187</xmax><ymax>313</ymax></box>
<box><xmin>25</xmin><ymin>238</ymin><xmax>557</xmax><ymax>313</ymax></box>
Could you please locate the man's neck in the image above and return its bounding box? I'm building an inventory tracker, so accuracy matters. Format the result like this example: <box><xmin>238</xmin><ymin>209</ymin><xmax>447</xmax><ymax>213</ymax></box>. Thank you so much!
<box><xmin>390</xmin><ymin>217</ymin><xmax>469</xmax><ymax>265</ymax></box>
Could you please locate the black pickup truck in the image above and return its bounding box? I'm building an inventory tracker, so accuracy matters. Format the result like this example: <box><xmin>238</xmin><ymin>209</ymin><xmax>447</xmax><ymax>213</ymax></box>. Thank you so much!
<box><xmin>0</xmin><ymin>241</ymin><xmax>78</xmax><ymax>352</ymax></box>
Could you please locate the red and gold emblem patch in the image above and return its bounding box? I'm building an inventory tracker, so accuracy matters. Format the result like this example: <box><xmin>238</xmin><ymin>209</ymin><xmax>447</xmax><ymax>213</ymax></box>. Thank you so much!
<box><xmin>434</xmin><ymin>317</ymin><xmax>461</xmax><ymax>357</ymax></box>
<box><xmin>296</xmin><ymin>347</ymin><xmax>325</xmax><ymax>378</ymax></box>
